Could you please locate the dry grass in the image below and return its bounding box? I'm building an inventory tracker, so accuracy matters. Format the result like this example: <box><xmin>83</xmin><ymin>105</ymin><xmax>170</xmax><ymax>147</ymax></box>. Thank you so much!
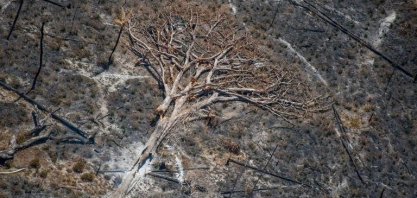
<box><xmin>363</xmin><ymin>103</ymin><xmax>375</xmax><ymax>112</ymax></box>
<box><xmin>349</xmin><ymin>117</ymin><xmax>362</xmax><ymax>129</ymax></box>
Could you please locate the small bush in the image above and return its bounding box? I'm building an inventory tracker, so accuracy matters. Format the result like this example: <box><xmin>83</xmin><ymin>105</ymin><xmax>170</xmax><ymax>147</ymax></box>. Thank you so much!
<box><xmin>72</xmin><ymin>159</ymin><xmax>85</xmax><ymax>173</ymax></box>
<box><xmin>4</xmin><ymin>160</ymin><xmax>14</xmax><ymax>169</ymax></box>
<box><xmin>222</xmin><ymin>139</ymin><xmax>240</xmax><ymax>155</ymax></box>
<box><xmin>0</xmin><ymin>179</ymin><xmax>8</xmax><ymax>189</ymax></box>
<box><xmin>29</xmin><ymin>158</ymin><xmax>40</xmax><ymax>169</ymax></box>
<box><xmin>80</xmin><ymin>172</ymin><xmax>94</xmax><ymax>182</ymax></box>
<box><xmin>40</xmin><ymin>170</ymin><xmax>48</xmax><ymax>178</ymax></box>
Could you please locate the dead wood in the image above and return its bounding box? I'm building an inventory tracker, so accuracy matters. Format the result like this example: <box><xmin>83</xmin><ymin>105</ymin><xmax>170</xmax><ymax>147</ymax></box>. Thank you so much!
<box><xmin>380</xmin><ymin>188</ymin><xmax>385</xmax><ymax>198</ymax></box>
<box><xmin>42</xmin><ymin>0</ymin><xmax>71</xmax><ymax>9</ymax></box>
<box><xmin>107</xmin><ymin>24</ymin><xmax>125</xmax><ymax>69</ymax></box>
<box><xmin>226</xmin><ymin>158</ymin><xmax>310</xmax><ymax>187</ymax></box>
<box><xmin>0</xmin><ymin>81</ymin><xmax>92</xmax><ymax>142</ymax></box>
<box><xmin>151</xmin><ymin>167</ymin><xmax>209</xmax><ymax>173</ymax></box>
<box><xmin>332</xmin><ymin>104</ymin><xmax>350</xmax><ymax>144</ymax></box>
<box><xmin>26</xmin><ymin>125</ymin><xmax>47</xmax><ymax>136</ymax></box>
<box><xmin>51</xmin><ymin>135</ymin><xmax>89</xmax><ymax>144</ymax></box>
<box><xmin>0</xmin><ymin>128</ymin><xmax>51</xmax><ymax>160</ymax></box>
<box><xmin>228</xmin><ymin>164</ymin><xmax>246</xmax><ymax>198</ymax></box>
<box><xmin>222</xmin><ymin>186</ymin><xmax>303</xmax><ymax>195</ymax></box>
<box><xmin>6</xmin><ymin>0</ymin><xmax>24</xmax><ymax>40</ymax></box>
<box><xmin>0</xmin><ymin>168</ymin><xmax>26</xmax><ymax>175</ymax></box>
<box><xmin>250</xmin><ymin>144</ymin><xmax>279</xmax><ymax>196</ymax></box>
<box><xmin>290</xmin><ymin>0</ymin><xmax>415</xmax><ymax>79</ymax></box>
<box><xmin>332</xmin><ymin>105</ymin><xmax>365</xmax><ymax>185</ymax></box>
<box><xmin>31</xmin><ymin>111</ymin><xmax>39</xmax><ymax>127</ymax></box>
<box><xmin>147</xmin><ymin>172</ymin><xmax>181</xmax><ymax>184</ymax></box>
<box><xmin>28</xmin><ymin>22</ymin><xmax>45</xmax><ymax>93</ymax></box>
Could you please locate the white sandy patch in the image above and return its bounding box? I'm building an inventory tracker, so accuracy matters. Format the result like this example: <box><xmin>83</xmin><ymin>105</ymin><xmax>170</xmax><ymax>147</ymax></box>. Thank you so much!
<box><xmin>330</xmin><ymin>177</ymin><xmax>349</xmax><ymax>197</ymax></box>
<box><xmin>0</xmin><ymin>0</ymin><xmax>13</xmax><ymax>13</ymax></box>
<box><xmin>103</xmin><ymin>141</ymin><xmax>154</xmax><ymax>198</ymax></box>
<box><xmin>276</xmin><ymin>38</ymin><xmax>328</xmax><ymax>86</ymax></box>
<box><xmin>165</xmin><ymin>144</ymin><xmax>184</xmax><ymax>183</ymax></box>
<box><xmin>93</xmin><ymin>73</ymin><xmax>149</xmax><ymax>92</ymax></box>
<box><xmin>174</xmin><ymin>155</ymin><xmax>184</xmax><ymax>183</ymax></box>
<box><xmin>359</xmin><ymin>11</ymin><xmax>396</xmax><ymax>75</ymax></box>
<box><xmin>374</xmin><ymin>12</ymin><xmax>396</xmax><ymax>47</ymax></box>
<box><xmin>228</xmin><ymin>0</ymin><xmax>237</xmax><ymax>15</ymax></box>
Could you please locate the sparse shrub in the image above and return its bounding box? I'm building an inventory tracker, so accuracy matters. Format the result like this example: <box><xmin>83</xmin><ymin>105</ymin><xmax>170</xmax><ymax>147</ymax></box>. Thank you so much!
<box><xmin>40</xmin><ymin>170</ymin><xmax>48</xmax><ymax>178</ymax></box>
<box><xmin>349</xmin><ymin>117</ymin><xmax>361</xmax><ymax>128</ymax></box>
<box><xmin>222</xmin><ymin>139</ymin><xmax>240</xmax><ymax>154</ymax></box>
<box><xmin>11</xmin><ymin>187</ymin><xmax>22</xmax><ymax>195</ymax></box>
<box><xmin>72</xmin><ymin>159</ymin><xmax>85</xmax><ymax>173</ymax></box>
<box><xmin>81</xmin><ymin>172</ymin><xmax>94</xmax><ymax>182</ymax></box>
<box><xmin>0</xmin><ymin>179</ymin><xmax>7</xmax><ymax>189</ymax></box>
<box><xmin>4</xmin><ymin>160</ymin><xmax>14</xmax><ymax>169</ymax></box>
<box><xmin>16</xmin><ymin>133</ymin><xmax>28</xmax><ymax>145</ymax></box>
<box><xmin>29</xmin><ymin>158</ymin><xmax>41</xmax><ymax>169</ymax></box>
<box><xmin>363</xmin><ymin>103</ymin><xmax>374</xmax><ymax>112</ymax></box>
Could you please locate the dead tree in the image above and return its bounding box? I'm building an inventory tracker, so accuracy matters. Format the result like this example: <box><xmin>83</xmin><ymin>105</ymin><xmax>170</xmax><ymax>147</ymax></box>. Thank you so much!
<box><xmin>28</xmin><ymin>22</ymin><xmax>45</xmax><ymax>93</ymax></box>
<box><xmin>106</xmin><ymin>7</ymin><xmax>131</xmax><ymax>69</ymax></box>
<box><xmin>113</xmin><ymin>2</ymin><xmax>327</xmax><ymax>196</ymax></box>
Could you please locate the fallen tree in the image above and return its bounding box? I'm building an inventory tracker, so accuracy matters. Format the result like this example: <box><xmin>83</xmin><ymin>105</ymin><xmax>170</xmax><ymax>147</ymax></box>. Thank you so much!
<box><xmin>112</xmin><ymin>1</ymin><xmax>328</xmax><ymax>196</ymax></box>
<box><xmin>0</xmin><ymin>126</ymin><xmax>51</xmax><ymax>160</ymax></box>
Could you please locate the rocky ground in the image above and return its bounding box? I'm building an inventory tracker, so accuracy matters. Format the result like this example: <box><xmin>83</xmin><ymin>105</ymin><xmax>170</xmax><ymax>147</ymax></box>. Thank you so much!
<box><xmin>0</xmin><ymin>0</ymin><xmax>416</xmax><ymax>197</ymax></box>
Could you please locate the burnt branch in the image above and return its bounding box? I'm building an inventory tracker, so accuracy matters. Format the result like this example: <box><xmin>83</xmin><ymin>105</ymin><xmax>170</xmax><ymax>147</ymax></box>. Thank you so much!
<box><xmin>290</xmin><ymin>0</ymin><xmax>415</xmax><ymax>79</ymax></box>
<box><xmin>332</xmin><ymin>105</ymin><xmax>365</xmax><ymax>185</ymax></box>
<box><xmin>28</xmin><ymin>22</ymin><xmax>45</xmax><ymax>93</ymax></box>
<box><xmin>26</xmin><ymin>125</ymin><xmax>47</xmax><ymax>136</ymax></box>
<box><xmin>146</xmin><ymin>172</ymin><xmax>181</xmax><ymax>184</ymax></box>
<box><xmin>226</xmin><ymin>158</ymin><xmax>310</xmax><ymax>187</ymax></box>
<box><xmin>250</xmin><ymin>144</ymin><xmax>279</xmax><ymax>196</ymax></box>
<box><xmin>6</xmin><ymin>0</ymin><xmax>24</xmax><ymax>40</ymax></box>
<box><xmin>107</xmin><ymin>24</ymin><xmax>125</xmax><ymax>69</ymax></box>
<box><xmin>51</xmin><ymin>135</ymin><xmax>90</xmax><ymax>144</ymax></box>
<box><xmin>41</xmin><ymin>0</ymin><xmax>71</xmax><ymax>9</ymax></box>
<box><xmin>0</xmin><ymin>81</ymin><xmax>92</xmax><ymax>142</ymax></box>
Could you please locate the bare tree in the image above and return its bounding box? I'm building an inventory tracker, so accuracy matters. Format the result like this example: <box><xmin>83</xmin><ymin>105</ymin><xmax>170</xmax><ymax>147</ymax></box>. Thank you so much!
<box><xmin>106</xmin><ymin>7</ymin><xmax>132</xmax><ymax>69</ymax></box>
<box><xmin>113</xmin><ymin>2</ymin><xmax>327</xmax><ymax>196</ymax></box>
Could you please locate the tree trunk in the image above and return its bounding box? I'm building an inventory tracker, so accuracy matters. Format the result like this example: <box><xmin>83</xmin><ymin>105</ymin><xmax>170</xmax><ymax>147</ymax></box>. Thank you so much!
<box><xmin>111</xmin><ymin>117</ymin><xmax>171</xmax><ymax>198</ymax></box>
